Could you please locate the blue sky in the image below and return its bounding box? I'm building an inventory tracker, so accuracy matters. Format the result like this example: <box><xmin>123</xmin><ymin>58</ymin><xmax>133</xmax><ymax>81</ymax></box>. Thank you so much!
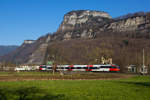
<box><xmin>0</xmin><ymin>0</ymin><xmax>150</xmax><ymax>45</ymax></box>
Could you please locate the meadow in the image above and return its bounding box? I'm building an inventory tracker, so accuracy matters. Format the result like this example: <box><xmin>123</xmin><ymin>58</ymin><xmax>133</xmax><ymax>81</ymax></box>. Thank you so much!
<box><xmin>0</xmin><ymin>72</ymin><xmax>149</xmax><ymax>100</ymax></box>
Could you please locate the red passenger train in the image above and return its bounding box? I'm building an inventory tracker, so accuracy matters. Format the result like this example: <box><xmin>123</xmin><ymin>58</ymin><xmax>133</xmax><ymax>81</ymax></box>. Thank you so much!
<box><xmin>39</xmin><ymin>64</ymin><xmax>120</xmax><ymax>72</ymax></box>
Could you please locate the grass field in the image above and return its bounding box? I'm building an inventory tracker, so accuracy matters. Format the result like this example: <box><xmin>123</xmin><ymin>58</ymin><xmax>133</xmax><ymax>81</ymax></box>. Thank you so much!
<box><xmin>0</xmin><ymin>73</ymin><xmax>149</xmax><ymax>100</ymax></box>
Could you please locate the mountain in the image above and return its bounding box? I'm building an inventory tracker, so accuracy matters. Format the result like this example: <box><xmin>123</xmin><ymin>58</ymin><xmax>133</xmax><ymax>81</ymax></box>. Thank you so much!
<box><xmin>0</xmin><ymin>45</ymin><xmax>19</xmax><ymax>56</ymax></box>
<box><xmin>0</xmin><ymin>10</ymin><xmax>150</xmax><ymax>68</ymax></box>
<box><xmin>0</xmin><ymin>38</ymin><xmax>50</xmax><ymax>64</ymax></box>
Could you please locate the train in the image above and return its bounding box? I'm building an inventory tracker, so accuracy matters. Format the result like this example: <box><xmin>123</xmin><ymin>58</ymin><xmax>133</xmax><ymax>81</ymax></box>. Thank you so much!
<box><xmin>39</xmin><ymin>64</ymin><xmax>120</xmax><ymax>72</ymax></box>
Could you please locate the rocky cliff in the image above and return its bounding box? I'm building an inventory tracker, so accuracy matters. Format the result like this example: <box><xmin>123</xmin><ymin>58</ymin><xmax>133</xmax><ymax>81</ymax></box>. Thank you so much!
<box><xmin>55</xmin><ymin>10</ymin><xmax>150</xmax><ymax>40</ymax></box>
<box><xmin>58</xmin><ymin>10</ymin><xmax>111</xmax><ymax>32</ymax></box>
<box><xmin>56</xmin><ymin>10</ymin><xmax>113</xmax><ymax>40</ymax></box>
<box><xmin>107</xmin><ymin>15</ymin><xmax>150</xmax><ymax>32</ymax></box>
<box><xmin>1</xmin><ymin>10</ymin><xmax>150</xmax><ymax>65</ymax></box>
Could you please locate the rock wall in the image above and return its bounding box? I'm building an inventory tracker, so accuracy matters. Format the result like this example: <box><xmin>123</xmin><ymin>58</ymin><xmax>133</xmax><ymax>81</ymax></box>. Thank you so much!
<box><xmin>57</xmin><ymin>10</ymin><xmax>150</xmax><ymax>41</ymax></box>
<box><xmin>26</xmin><ymin>34</ymin><xmax>51</xmax><ymax>64</ymax></box>
<box><xmin>106</xmin><ymin>16</ymin><xmax>150</xmax><ymax>32</ymax></box>
<box><xmin>58</xmin><ymin>10</ymin><xmax>112</xmax><ymax>32</ymax></box>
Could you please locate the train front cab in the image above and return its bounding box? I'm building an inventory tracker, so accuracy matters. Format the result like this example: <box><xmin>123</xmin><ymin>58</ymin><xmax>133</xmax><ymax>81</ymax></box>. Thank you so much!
<box><xmin>109</xmin><ymin>64</ymin><xmax>120</xmax><ymax>72</ymax></box>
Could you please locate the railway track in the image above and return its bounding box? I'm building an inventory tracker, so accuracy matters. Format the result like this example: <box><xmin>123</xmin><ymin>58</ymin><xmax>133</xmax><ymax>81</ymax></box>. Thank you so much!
<box><xmin>0</xmin><ymin>73</ymin><xmax>134</xmax><ymax>81</ymax></box>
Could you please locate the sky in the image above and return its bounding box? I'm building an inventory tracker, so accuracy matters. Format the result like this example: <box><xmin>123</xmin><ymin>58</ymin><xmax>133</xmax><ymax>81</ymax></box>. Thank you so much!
<box><xmin>0</xmin><ymin>0</ymin><xmax>150</xmax><ymax>45</ymax></box>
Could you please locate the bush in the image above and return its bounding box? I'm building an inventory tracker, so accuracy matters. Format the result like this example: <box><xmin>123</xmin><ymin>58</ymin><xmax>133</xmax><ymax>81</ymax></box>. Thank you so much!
<box><xmin>0</xmin><ymin>87</ymin><xmax>66</xmax><ymax>100</ymax></box>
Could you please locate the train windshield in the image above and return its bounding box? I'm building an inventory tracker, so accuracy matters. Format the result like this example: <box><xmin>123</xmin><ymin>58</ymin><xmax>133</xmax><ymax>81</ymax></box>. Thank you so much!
<box><xmin>40</xmin><ymin>65</ymin><xmax>46</xmax><ymax>68</ymax></box>
<box><xmin>112</xmin><ymin>64</ymin><xmax>120</xmax><ymax>68</ymax></box>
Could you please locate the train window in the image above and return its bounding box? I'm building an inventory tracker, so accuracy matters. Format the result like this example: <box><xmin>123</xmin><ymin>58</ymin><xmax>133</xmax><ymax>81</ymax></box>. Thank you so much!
<box><xmin>83</xmin><ymin>67</ymin><xmax>88</xmax><ymax>69</ymax></box>
<box><xmin>47</xmin><ymin>67</ymin><xmax>52</xmax><ymax>69</ymax></box>
<box><xmin>91</xmin><ymin>67</ymin><xmax>98</xmax><ymax>69</ymax></box>
<box><xmin>40</xmin><ymin>66</ymin><xmax>46</xmax><ymax>68</ymax></box>
<box><xmin>108</xmin><ymin>66</ymin><xmax>112</xmax><ymax>68</ymax></box>
<box><xmin>67</xmin><ymin>67</ymin><xmax>75</xmax><ymax>69</ymax></box>
<box><xmin>111</xmin><ymin>66</ymin><xmax>116</xmax><ymax>68</ymax></box>
<box><xmin>76</xmin><ymin>67</ymin><xmax>81</xmax><ymax>69</ymax></box>
<box><xmin>101</xmin><ymin>66</ymin><xmax>111</xmax><ymax>68</ymax></box>
<box><xmin>101</xmin><ymin>66</ymin><xmax>106</xmax><ymax>68</ymax></box>
<box><xmin>59</xmin><ymin>67</ymin><xmax>65</xmax><ymax>69</ymax></box>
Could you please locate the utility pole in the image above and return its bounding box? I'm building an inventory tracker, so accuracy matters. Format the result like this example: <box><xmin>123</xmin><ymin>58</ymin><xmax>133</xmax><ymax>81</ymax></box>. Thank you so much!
<box><xmin>141</xmin><ymin>48</ymin><xmax>147</xmax><ymax>75</ymax></box>
<box><xmin>143</xmin><ymin>48</ymin><xmax>145</xmax><ymax>67</ymax></box>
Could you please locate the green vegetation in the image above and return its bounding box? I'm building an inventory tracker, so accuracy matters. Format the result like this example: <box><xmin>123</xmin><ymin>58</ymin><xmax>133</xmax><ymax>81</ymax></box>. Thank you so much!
<box><xmin>0</xmin><ymin>76</ymin><xmax>149</xmax><ymax>100</ymax></box>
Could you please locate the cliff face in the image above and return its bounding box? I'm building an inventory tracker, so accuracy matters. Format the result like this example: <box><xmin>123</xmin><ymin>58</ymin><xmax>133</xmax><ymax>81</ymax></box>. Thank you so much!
<box><xmin>106</xmin><ymin>16</ymin><xmax>150</xmax><ymax>32</ymax></box>
<box><xmin>27</xmin><ymin>35</ymin><xmax>51</xmax><ymax>64</ymax></box>
<box><xmin>56</xmin><ymin>10</ymin><xmax>150</xmax><ymax>41</ymax></box>
<box><xmin>58</xmin><ymin>10</ymin><xmax>111</xmax><ymax>32</ymax></box>
<box><xmin>1</xmin><ymin>10</ymin><xmax>150</xmax><ymax>65</ymax></box>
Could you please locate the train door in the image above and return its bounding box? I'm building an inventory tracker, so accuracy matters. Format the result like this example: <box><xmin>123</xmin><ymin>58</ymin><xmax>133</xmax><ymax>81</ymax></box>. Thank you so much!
<box><xmin>86</xmin><ymin>65</ymin><xmax>93</xmax><ymax>71</ymax></box>
<box><xmin>68</xmin><ymin>65</ymin><xmax>73</xmax><ymax>71</ymax></box>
